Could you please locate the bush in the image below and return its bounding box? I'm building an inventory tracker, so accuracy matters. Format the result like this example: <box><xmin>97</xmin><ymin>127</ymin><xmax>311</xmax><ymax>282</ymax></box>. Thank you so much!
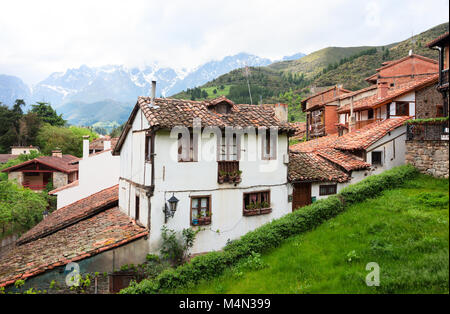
<box><xmin>120</xmin><ymin>165</ymin><xmax>419</xmax><ymax>294</ymax></box>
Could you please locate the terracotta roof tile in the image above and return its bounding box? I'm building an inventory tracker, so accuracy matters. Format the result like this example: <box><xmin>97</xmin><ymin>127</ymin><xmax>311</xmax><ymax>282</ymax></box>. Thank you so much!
<box><xmin>333</xmin><ymin>116</ymin><xmax>410</xmax><ymax>150</ymax></box>
<box><xmin>289</xmin><ymin>122</ymin><xmax>306</xmax><ymax>138</ymax></box>
<box><xmin>0</xmin><ymin>207</ymin><xmax>147</xmax><ymax>287</ymax></box>
<box><xmin>337</xmin><ymin>74</ymin><xmax>438</xmax><ymax>113</ymax></box>
<box><xmin>138</xmin><ymin>97</ymin><xmax>294</xmax><ymax>132</ymax></box>
<box><xmin>426</xmin><ymin>32</ymin><xmax>449</xmax><ymax>48</ymax></box>
<box><xmin>17</xmin><ymin>185</ymin><xmax>119</xmax><ymax>245</ymax></box>
<box><xmin>0</xmin><ymin>154</ymin><xmax>18</xmax><ymax>163</ymax></box>
<box><xmin>288</xmin><ymin>151</ymin><xmax>349</xmax><ymax>183</ymax></box>
<box><xmin>316</xmin><ymin>148</ymin><xmax>370</xmax><ymax>172</ymax></box>
<box><xmin>1</xmin><ymin>155</ymin><xmax>79</xmax><ymax>174</ymax></box>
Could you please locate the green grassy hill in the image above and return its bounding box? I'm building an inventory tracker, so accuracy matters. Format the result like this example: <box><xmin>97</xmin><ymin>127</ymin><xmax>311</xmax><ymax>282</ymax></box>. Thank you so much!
<box><xmin>170</xmin><ymin>174</ymin><xmax>449</xmax><ymax>294</ymax></box>
<box><xmin>171</xmin><ymin>22</ymin><xmax>448</xmax><ymax>120</ymax></box>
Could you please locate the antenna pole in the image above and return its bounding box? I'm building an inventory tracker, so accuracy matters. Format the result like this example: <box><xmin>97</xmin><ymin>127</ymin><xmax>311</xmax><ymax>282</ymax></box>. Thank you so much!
<box><xmin>244</xmin><ymin>65</ymin><xmax>253</xmax><ymax>105</ymax></box>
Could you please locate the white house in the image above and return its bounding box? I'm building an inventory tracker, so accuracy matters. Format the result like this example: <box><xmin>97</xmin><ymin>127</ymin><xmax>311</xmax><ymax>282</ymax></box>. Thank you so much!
<box><xmin>49</xmin><ymin>137</ymin><xmax>120</xmax><ymax>209</ymax></box>
<box><xmin>113</xmin><ymin>90</ymin><xmax>295</xmax><ymax>254</ymax></box>
<box><xmin>289</xmin><ymin>116</ymin><xmax>409</xmax><ymax>210</ymax></box>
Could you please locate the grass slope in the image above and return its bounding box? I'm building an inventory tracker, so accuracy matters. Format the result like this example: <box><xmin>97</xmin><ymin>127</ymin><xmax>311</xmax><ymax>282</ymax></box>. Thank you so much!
<box><xmin>172</xmin><ymin>174</ymin><xmax>449</xmax><ymax>294</ymax></box>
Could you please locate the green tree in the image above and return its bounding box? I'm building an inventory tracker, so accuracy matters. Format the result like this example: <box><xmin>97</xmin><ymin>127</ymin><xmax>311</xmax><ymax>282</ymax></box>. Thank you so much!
<box><xmin>30</xmin><ymin>102</ymin><xmax>66</xmax><ymax>126</ymax></box>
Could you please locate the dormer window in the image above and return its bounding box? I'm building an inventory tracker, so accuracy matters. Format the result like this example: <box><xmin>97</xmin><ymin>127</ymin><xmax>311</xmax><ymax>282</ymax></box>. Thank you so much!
<box><xmin>207</xmin><ymin>96</ymin><xmax>234</xmax><ymax>114</ymax></box>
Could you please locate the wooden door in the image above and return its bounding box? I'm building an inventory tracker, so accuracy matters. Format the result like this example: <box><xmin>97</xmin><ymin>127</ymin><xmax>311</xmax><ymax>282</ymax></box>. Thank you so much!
<box><xmin>293</xmin><ymin>183</ymin><xmax>312</xmax><ymax>211</ymax></box>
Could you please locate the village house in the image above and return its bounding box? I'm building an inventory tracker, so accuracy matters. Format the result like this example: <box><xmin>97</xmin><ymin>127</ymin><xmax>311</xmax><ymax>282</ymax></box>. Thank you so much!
<box><xmin>301</xmin><ymin>85</ymin><xmax>351</xmax><ymax>139</ymax></box>
<box><xmin>289</xmin><ymin>117</ymin><xmax>410</xmax><ymax>209</ymax></box>
<box><xmin>0</xmin><ymin>145</ymin><xmax>40</xmax><ymax>164</ymax></box>
<box><xmin>89</xmin><ymin>136</ymin><xmax>119</xmax><ymax>154</ymax></box>
<box><xmin>49</xmin><ymin>136</ymin><xmax>120</xmax><ymax>209</ymax></box>
<box><xmin>1</xmin><ymin>149</ymin><xmax>78</xmax><ymax>191</ymax></box>
<box><xmin>0</xmin><ymin>185</ymin><xmax>148</xmax><ymax>293</ymax></box>
<box><xmin>113</xmin><ymin>88</ymin><xmax>295</xmax><ymax>254</ymax></box>
<box><xmin>302</xmin><ymin>53</ymin><xmax>440</xmax><ymax>139</ymax></box>
<box><xmin>427</xmin><ymin>32</ymin><xmax>449</xmax><ymax>116</ymax></box>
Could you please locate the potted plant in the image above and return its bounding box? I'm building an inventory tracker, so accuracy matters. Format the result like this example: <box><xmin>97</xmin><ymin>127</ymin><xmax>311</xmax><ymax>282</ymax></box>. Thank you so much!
<box><xmin>260</xmin><ymin>201</ymin><xmax>271</xmax><ymax>214</ymax></box>
<box><xmin>218</xmin><ymin>170</ymin><xmax>228</xmax><ymax>184</ymax></box>
<box><xmin>192</xmin><ymin>214</ymin><xmax>199</xmax><ymax>225</ymax></box>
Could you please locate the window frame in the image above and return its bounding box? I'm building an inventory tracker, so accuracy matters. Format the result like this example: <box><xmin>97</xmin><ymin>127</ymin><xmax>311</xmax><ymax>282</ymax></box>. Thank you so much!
<box><xmin>178</xmin><ymin>131</ymin><xmax>198</xmax><ymax>162</ymax></box>
<box><xmin>319</xmin><ymin>184</ymin><xmax>337</xmax><ymax>196</ymax></box>
<box><xmin>190</xmin><ymin>195</ymin><xmax>212</xmax><ymax>226</ymax></box>
<box><xmin>261</xmin><ymin>129</ymin><xmax>277</xmax><ymax>160</ymax></box>
<box><xmin>135</xmin><ymin>195</ymin><xmax>140</xmax><ymax>221</ymax></box>
<box><xmin>243</xmin><ymin>190</ymin><xmax>272</xmax><ymax>216</ymax></box>
<box><xmin>371</xmin><ymin>151</ymin><xmax>382</xmax><ymax>166</ymax></box>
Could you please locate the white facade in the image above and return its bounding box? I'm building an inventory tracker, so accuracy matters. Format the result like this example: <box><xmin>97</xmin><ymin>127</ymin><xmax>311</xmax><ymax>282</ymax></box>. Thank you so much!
<box><xmin>52</xmin><ymin>141</ymin><xmax>120</xmax><ymax>209</ymax></box>
<box><xmin>118</xmin><ymin>108</ymin><xmax>291</xmax><ymax>254</ymax></box>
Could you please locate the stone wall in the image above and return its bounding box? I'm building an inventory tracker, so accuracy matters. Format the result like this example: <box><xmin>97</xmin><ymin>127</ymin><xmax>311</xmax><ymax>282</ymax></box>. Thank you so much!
<box><xmin>52</xmin><ymin>172</ymin><xmax>68</xmax><ymax>189</ymax></box>
<box><xmin>8</xmin><ymin>172</ymin><xmax>23</xmax><ymax>186</ymax></box>
<box><xmin>416</xmin><ymin>83</ymin><xmax>444</xmax><ymax>119</ymax></box>
<box><xmin>405</xmin><ymin>140</ymin><xmax>449</xmax><ymax>178</ymax></box>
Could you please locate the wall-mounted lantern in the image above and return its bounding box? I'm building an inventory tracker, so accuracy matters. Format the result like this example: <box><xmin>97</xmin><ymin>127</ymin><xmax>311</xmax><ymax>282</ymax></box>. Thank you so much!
<box><xmin>164</xmin><ymin>194</ymin><xmax>179</xmax><ymax>223</ymax></box>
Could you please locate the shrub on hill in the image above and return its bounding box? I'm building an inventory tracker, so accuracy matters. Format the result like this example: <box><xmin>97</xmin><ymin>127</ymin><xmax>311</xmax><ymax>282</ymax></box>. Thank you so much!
<box><xmin>120</xmin><ymin>165</ymin><xmax>418</xmax><ymax>294</ymax></box>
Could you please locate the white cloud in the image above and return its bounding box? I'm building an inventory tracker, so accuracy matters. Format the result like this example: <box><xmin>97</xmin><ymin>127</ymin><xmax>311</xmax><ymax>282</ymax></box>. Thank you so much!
<box><xmin>0</xmin><ymin>0</ymin><xmax>448</xmax><ymax>85</ymax></box>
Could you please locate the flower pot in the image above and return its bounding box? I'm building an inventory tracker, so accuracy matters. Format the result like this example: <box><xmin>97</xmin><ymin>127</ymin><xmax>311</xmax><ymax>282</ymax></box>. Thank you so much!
<box><xmin>192</xmin><ymin>219</ymin><xmax>199</xmax><ymax>225</ymax></box>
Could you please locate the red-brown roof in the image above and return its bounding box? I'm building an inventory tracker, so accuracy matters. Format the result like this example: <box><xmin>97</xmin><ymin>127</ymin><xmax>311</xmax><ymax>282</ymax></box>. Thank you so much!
<box><xmin>426</xmin><ymin>32</ymin><xmax>450</xmax><ymax>48</ymax></box>
<box><xmin>48</xmin><ymin>180</ymin><xmax>79</xmax><ymax>195</ymax></box>
<box><xmin>0</xmin><ymin>207</ymin><xmax>147</xmax><ymax>287</ymax></box>
<box><xmin>290</xmin><ymin>134</ymin><xmax>339</xmax><ymax>153</ymax></box>
<box><xmin>333</xmin><ymin>116</ymin><xmax>410</xmax><ymax>151</ymax></box>
<box><xmin>288</xmin><ymin>151</ymin><xmax>349</xmax><ymax>183</ymax></box>
<box><xmin>89</xmin><ymin>137</ymin><xmax>119</xmax><ymax>152</ymax></box>
<box><xmin>316</xmin><ymin>148</ymin><xmax>370</xmax><ymax>172</ymax></box>
<box><xmin>289</xmin><ymin>122</ymin><xmax>307</xmax><ymax>139</ymax></box>
<box><xmin>17</xmin><ymin>185</ymin><xmax>119</xmax><ymax>245</ymax></box>
<box><xmin>1</xmin><ymin>155</ymin><xmax>79</xmax><ymax>174</ymax></box>
<box><xmin>114</xmin><ymin>96</ymin><xmax>295</xmax><ymax>154</ymax></box>
<box><xmin>0</xmin><ymin>154</ymin><xmax>18</xmax><ymax>163</ymax></box>
<box><xmin>337</xmin><ymin>74</ymin><xmax>438</xmax><ymax>113</ymax></box>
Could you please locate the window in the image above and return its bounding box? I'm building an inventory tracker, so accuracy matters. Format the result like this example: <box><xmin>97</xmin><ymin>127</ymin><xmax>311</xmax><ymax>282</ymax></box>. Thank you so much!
<box><xmin>368</xmin><ymin>109</ymin><xmax>374</xmax><ymax>120</ymax></box>
<box><xmin>178</xmin><ymin>132</ymin><xmax>197</xmax><ymax>162</ymax></box>
<box><xmin>191</xmin><ymin>196</ymin><xmax>211</xmax><ymax>226</ymax></box>
<box><xmin>371</xmin><ymin>151</ymin><xmax>382</xmax><ymax>165</ymax></box>
<box><xmin>135</xmin><ymin>195</ymin><xmax>140</xmax><ymax>221</ymax></box>
<box><xmin>319</xmin><ymin>184</ymin><xmax>337</xmax><ymax>196</ymax></box>
<box><xmin>145</xmin><ymin>133</ymin><xmax>153</xmax><ymax>162</ymax></box>
<box><xmin>395</xmin><ymin>102</ymin><xmax>409</xmax><ymax>116</ymax></box>
<box><xmin>261</xmin><ymin>129</ymin><xmax>277</xmax><ymax>160</ymax></box>
<box><xmin>243</xmin><ymin>190</ymin><xmax>271</xmax><ymax>216</ymax></box>
<box><xmin>219</xmin><ymin>133</ymin><xmax>238</xmax><ymax>161</ymax></box>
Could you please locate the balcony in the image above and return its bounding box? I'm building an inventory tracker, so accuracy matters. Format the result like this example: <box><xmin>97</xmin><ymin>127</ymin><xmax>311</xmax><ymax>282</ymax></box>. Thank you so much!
<box><xmin>344</xmin><ymin>118</ymin><xmax>382</xmax><ymax>131</ymax></box>
<box><xmin>217</xmin><ymin>160</ymin><xmax>241</xmax><ymax>184</ymax></box>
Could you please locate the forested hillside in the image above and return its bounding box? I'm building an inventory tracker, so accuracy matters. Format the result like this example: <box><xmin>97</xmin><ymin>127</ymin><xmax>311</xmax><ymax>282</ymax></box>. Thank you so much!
<box><xmin>172</xmin><ymin>22</ymin><xmax>448</xmax><ymax>122</ymax></box>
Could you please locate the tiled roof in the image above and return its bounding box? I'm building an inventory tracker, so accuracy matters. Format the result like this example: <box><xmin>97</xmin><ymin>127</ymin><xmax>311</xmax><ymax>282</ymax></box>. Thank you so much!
<box><xmin>89</xmin><ymin>137</ymin><xmax>119</xmax><ymax>151</ymax></box>
<box><xmin>48</xmin><ymin>180</ymin><xmax>79</xmax><ymax>195</ymax></box>
<box><xmin>0</xmin><ymin>154</ymin><xmax>18</xmax><ymax>163</ymax></box>
<box><xmin>316</xmin><ymin>148</ymin><xmax>370</xmax><ymax>172</ymax></box>
<box><xmin>426</xmin><ymin>32</ymin><xmax>449</xmax><ymax>48</ymax></box>
<box><xmin>290</xmin><ymin>134</ymin><xmax>339</xmax><ymax>152</ymax></box>
<box><xmin>337</xmin><ymin>85</ymin><xmax>378</xmax><ymax>100</ymax></box>
<box><xmin>114</xmin><ymin>96</ymin><xmax>295</xmax><ymax>154</ymax></box>
<box><xmin>18</xmin><ymin>185</ymin><xmax>119</xmax><ymax>245</ymax></box>
<box><xmin>337</xmin><ymin>74</ymin><xmax>438</xmax><ymax>113</ymax></box>
<box><xmin>1</xmin><ymin>155</ymin><xmax>79</xmax><ymax>174</ymax></box>
<box><xmin>289</xmin><ymin>122</ymin><xmax>306</xmax><ymax>138</ymax></box>
<box><xmin>333</xmin><ymin>116</ymin><xmax>410</xmax><ymax>151</ymax></box>
<box><xmin>0</xmin><ymin>207</ymin><xmax>147</xmax><ymax>287</ymax></box>
<box><xmin>138</xmin><ymin>96</ymin><xmax>293</xmax><ymax>131</ymax></box>
<box><xmin>288</xmin><ymin>151</ymin><xmax>349</xmax><ymax>183</ymax></box>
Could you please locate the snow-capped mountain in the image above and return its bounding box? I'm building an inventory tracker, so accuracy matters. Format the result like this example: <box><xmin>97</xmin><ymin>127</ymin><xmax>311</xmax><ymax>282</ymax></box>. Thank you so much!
<box><xmin>0</xmin><ymin>51</ymin><xmax>304</xmax><ymax>125</ymax></box>
<box><xmin>0</xmin><ymin>74</ymin><xmax>31</xmax><ymax>106</ymax></box>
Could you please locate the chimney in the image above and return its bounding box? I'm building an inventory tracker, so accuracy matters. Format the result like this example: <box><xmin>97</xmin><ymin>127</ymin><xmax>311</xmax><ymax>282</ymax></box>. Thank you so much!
<box><xmin>83</xmin><ymin>135</ymin><xmax>90</xmax><ymax>159</ymax></box>
<box><xmin>274</xmin><ymin>103</ymin><xmax>288</xmax><ymax>123</ymax></box>
<box><xmin>149</xmin><ymin>80</ymin><xmax>159</xmax><ymax>109</ymax></box>
<box><xmin>377</xmin><ymin>81</ymin><xmax>388</xmax><ymax>99</ymax></box>
<box><xmin>104</xmin><ymin>140</ymin><xmax>111</xmax><ymax>150</ymax></box>
<box><xmin>52</xmin><ymin>149</ymin><xmax>62</xmax><ymax>158</ymax></box>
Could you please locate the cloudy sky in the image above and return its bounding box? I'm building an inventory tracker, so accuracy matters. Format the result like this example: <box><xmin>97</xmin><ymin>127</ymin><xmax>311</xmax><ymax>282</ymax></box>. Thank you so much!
<box><xmin>0</xmin><ymin>0</ymin><xmax>448</xmax><ymax>85</ymax></box>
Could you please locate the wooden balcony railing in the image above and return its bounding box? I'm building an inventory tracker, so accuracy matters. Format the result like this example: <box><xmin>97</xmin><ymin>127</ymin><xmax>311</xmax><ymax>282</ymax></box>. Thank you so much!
<box><xmin>23</xmin><ymin>184</ymin><xmax>46</xmax><ymax>190</ymax></box>
<box><xmin>345</xmin><ymin>118</ymin><xmax>382</xmax><ymax>130</ymax></box>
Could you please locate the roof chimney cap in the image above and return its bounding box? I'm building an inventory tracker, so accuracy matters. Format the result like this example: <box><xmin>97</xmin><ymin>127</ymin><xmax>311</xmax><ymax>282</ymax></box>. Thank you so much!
<box><xmin>52</xmin><ymin>149</ymin><xmax>63</xmax><ymax>158</ymax></box>
<box><xmin>82</xmin><ymin>135</ymin><xmax>90</xmax><ymax>139</ymax></box>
